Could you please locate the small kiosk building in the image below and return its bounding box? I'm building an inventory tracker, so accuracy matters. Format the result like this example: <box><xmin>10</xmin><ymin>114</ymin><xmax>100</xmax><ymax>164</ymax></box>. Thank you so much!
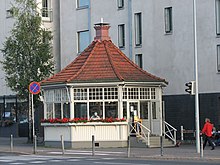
<box><xmin>41</xmin><ymin>23</ymin><xmax>172</xmax><ymax>148</ymax></box>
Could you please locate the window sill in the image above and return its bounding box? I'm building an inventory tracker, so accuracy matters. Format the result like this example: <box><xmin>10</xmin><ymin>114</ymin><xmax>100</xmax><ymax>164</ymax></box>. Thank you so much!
<box><xmin>135</xmin><ymin>45</ymin><xmax>142</xmax><ymax>48</ymax></box>
<box><xmin>119</xmin><ymin>46</ymin><xmax>125</xmax><ymax>50</ymax></box>
<box><xmin>76</xmin><ymin>5</ymin><xmax>89</xmax><ymax>10</ymax></box>
<box><xmin>164</xmin><ymin>32</ymin><xmax>173</xmax><ymax>35</ymax></box>
<box><xmin>117</xmin><ymin>7</ymin><xmax>124</xmax><ymax>10</ymax></box>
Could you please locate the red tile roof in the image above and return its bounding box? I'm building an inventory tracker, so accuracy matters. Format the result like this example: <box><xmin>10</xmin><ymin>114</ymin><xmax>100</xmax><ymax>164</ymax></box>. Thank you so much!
<box><xmin>41</xmin><ymin>39</ymin><xmax>167</xmax><ymax>85</ymax></box>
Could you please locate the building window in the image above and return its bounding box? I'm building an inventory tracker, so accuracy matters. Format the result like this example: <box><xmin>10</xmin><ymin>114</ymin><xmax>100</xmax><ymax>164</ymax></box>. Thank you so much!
<box><xmin>77</xmin><ymin>30</ymin><xmax>90</xmax><ymax>53</ymax></box>
<box><xmin>164</xmin><ymin>7</ymin><xmax>172</xmax><ymax>34</ymax></box>
<box><xmin>105</xmin><ymin>102</ymin><xmax>118</xmax><ymax>118</ymax></box>
<box><xmin>135</xmin><ymin>13</ymin><xmax>142</xmax><ymax>46</ymax></box>
<box><xmin>6</xmin><ymin>9</ymin><xmax>14</xmax><ymax>18</ymax></box>
<box><xmin>216</xmin><ymin>0</ymin><xmax>220</xmax><ymax>35</ymax></box>
<box><xmin>77</xmin><ymin>0</ymin><xmax>89</xmax><ymax>8</ymax></box>
<box><xmin>217</xmin><ymin>45</ymin><xmax>220</xmax><ymax>72</ymax></box>
<box><xmin>135</xmin><ymin>54</ymin><xmax>143</xmax><ymax>68</ymax></box>
<box><xmin>75</xmin><ymin>103</ymin><xmax>87</xmax><ymax>118</ymax></box>
<box><xmin>117</xmin><ymin>0</ymin><xmax>124</xmax><ymax>9</ymax></box>
<box><xmin>118</xmin><ymin>24</ymin><xmax>125</xmax><ymax>48</ymax></box>
<box><xmin>42</xmin><ymin>0</ymin><xmax>52</xmax><ymax>21</ymax></box>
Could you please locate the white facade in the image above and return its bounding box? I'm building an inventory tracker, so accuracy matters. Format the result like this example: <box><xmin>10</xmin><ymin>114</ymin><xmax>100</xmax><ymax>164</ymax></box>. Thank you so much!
<box><xmin>57</xmin><ymin>0</ymin><xmax>220</xmax><ymax>96</ymax></box>
<box><xmin>0</xmin><ymin>0</ymin><xmax>220</xmax><ymax>96</ymax></box>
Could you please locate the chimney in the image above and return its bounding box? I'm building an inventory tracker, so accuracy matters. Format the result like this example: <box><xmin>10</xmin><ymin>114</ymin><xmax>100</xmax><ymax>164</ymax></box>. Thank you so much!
<box><xmin>94</xmin><ymin>19</ymin><xmax>111</xmax><ymax>41</ymax></box>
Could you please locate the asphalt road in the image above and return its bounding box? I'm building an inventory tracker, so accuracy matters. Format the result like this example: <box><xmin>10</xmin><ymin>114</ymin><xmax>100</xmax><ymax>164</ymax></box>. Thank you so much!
<box><xmin>0</xmin><ymin>154</ymin><xmax>220</xmax><ymax>165</ymax></box>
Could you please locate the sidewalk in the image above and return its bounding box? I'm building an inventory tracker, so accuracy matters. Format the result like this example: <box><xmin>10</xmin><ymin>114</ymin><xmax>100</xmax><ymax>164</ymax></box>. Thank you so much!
<box><xmin>0</xmin><ymin>137</ymin><xmax>219</xmax><ymax>162</ymax></box>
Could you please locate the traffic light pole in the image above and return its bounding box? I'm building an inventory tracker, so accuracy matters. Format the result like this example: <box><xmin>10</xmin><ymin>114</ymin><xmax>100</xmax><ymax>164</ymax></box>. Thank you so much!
<box><xmin>193</xmin><ymin>0</ymin><xmax>200</xmax><ymax>154</ymax></box>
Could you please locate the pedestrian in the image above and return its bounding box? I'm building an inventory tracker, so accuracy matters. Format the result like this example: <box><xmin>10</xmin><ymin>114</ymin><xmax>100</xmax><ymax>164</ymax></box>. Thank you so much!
<box><xmin>90</xmin><ymin>112</ymin><xmax>100</xmax><ymax>120</ymax></box>
<box><xmin>201</xmin><ymin>118</ymin><xmax>215</xmax><ymax>150</ymax></box>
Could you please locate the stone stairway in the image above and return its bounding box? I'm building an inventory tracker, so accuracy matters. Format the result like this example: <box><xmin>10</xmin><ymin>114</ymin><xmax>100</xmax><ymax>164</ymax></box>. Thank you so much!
<box><xmin>130</xmin><ymin>135</ymin><xmax>175</xmax><ymax>148</ymax></box>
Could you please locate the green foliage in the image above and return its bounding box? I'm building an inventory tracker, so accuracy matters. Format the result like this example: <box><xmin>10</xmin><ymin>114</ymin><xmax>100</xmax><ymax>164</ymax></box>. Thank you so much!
<box><xmin>1</xmin><ymin>0</ymin><xmax>54</xmax><ymax>100</ymax></box>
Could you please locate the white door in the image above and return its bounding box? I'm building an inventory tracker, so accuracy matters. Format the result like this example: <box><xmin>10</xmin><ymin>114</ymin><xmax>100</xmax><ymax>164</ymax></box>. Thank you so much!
<box><xmin>140</xmin><ymin>101</ymin><xmax>162</xmax><ymax>135</ymax></box>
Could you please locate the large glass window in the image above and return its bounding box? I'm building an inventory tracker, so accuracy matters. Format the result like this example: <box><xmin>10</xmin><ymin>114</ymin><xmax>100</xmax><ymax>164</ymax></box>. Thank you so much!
<box><xmin>105</xmin><ymin>102</ymin><xmax>118</xmax><ymax>118</ymax></box>
<box><xmin>118</xmin><ymin>24</ymin><xmax>125</xmax><ymax>48</ymax></box>
<box><xmin>77</xmin><ymin>0</ymin><xmax>89</xmax><ymax>8</ymax></box>
<box><xmin>63</xmin><ymin>103</ymin><xmax>70</xmax><ymax>118</ymax></box>
<box><xmin>216</xmin><ymin>0</ymin><xmax>220</xmax><ymax>34</ymax></box>
<box><xmin>74</xmin><ymin>103</ymin><xmax>87</xmax><ymax>118</ymax></box>
<box><xmin>46</xmin><ymin>103</ymin><xmax>53</xmax><ymax>118</ymax></box>
<box><xmin>135</xmin><ymin>13</ymin><xmax>142</xmax><ymax>46</ymax></box>
<box><xmin>89</xmin><ymin>102</ymin><xmax>103</xmax><ymax>119</ymax></box>
<box><xmin>164</xmin><ymin>7</ymin><xmax>173</xmax><ymax>34</ymax></box>
<box><xmin>54</xmin><ymin>103</ymin><xmax>61</xmax><ymax>118</ymax></box>
<box><xmin>77</xmin><ymin>30</ymin><xmax>90</xmax><ymax>53</ymax></box>
<box><xmin>140</xmin><ymin>101</ymin><xmax>149</xmax><ymax>119</ymax></box>
<box><xmin>123</xmin><ymin>102</ymin><xmax>127</xmax><ymax>119</ymax></box>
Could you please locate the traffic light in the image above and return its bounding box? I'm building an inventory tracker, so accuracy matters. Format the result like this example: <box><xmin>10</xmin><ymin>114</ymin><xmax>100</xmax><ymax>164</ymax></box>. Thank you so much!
<box><xmin>185</xmin><ymin>81</ymin><xmax>195</xmax><ymax>95</ymax></box>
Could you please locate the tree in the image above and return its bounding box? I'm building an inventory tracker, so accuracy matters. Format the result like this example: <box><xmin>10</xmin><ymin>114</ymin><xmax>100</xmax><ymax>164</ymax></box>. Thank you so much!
<box><xmin>1</xmin><ymin>0</ymin><xmax>54</xmax><ymax>100</ymax></box>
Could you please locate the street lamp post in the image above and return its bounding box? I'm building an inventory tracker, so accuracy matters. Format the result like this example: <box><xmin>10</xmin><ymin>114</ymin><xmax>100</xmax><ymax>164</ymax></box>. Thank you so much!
<box><xmin>193</xmin><ymin>0</ymin><xmax>200</xmax><ymax>153</ymax></box>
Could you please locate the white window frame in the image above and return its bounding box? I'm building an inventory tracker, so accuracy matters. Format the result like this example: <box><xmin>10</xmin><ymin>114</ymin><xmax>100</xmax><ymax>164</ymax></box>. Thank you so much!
<box><xmin>42</xmin><ymin>0</ymin><xmax>52</xmax><ymax>22</ymax></box>
<box><xmin>164</xmin><ymin>7</ymin><xmax>173</xmax><ymax>34</ymax></box>
<box><xmin>118</xmin><ymin>24</ymin><xmax>125</xmax><ymax>48</ymax></box>
<box><xmin>135</xmin><ymin>12</ymin><xmax>142</xmax><ymax>46</ymax></box>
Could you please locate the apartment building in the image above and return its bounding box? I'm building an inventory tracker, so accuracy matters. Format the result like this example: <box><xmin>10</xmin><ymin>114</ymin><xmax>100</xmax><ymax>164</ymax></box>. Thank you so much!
<box><xmin>1</xmin><ymin>0</ymin><xmax>220</xmax><ymax>135</ymax></box>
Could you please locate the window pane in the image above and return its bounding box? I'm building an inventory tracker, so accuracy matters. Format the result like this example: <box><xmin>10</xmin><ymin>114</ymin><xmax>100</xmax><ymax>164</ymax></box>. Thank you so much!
<box><xmin>217</xmin><ymin>45</ymin><xmax>220</xmax><ymax>72</ymax></box>
<box><xmin>140</xmin><ymin>101</ymin><xmax>149</xmax><ymax>119</ymax></box>
<box><xmin>63</xmin><ymin>103</ymin><xmax>70</xmax><ymax>118</ymax></box>
<box><xmin>118</xmin><ymin>24</ymin><xmax>125</xmax><ymax>48</ymax></box>
<box><xmin>216</xmin><ymin>0</ymin><xmax>220</xmax><ymax>34</ymax></box>
<box><xmin>105</xmin><ymin>102</ymin><xmax>118</xmax><ymax>118</ymax></box>
<box><xmin>42</xmin><ymin>0</ymin><xmax>49</xmax><ymax>17</ymax></box>
<box><xmin>77</xmin><ymin>0</ymin><xmax>89</xmax><ymax>8</ymax></box>
<box><xmin>135</xmin><ymin>54</ymin><xmax>143</xmax><ymax>68</ymax></box>
<box><xmin>54</xmin><ymin>103</ymin><xmax>61</xmax><ymax>118</ymax></box>
<box><xmin>117</xmin><ymin>0</ymin><xmax>124</xmax><ymax>8</ymax></box>
<box><xmin>74</xmin><ymin>103</ymin><xmax>87</xmax><ymax>118</ymax></box>
<box><xmin>164</xmin><ymin>7</ymin><xmax>172</xmax><ymax>33</ymax></box>
<box><xmin>78</xmin><ymin>31</ymin><xmax>90</xmax><ymax>53</ymax></box>
<box><xmin>123</xmin><ymin>102</ymin><xmax>127</xmax><ymax>119</ymax></box>
<box><xmin>152</xmin><ymin>102</ymin><xmax>157</xmax><ymax>119</ymax></box>
<box><xmin>46</xmin><ymin>103</ymin><xmax>53</xmax><ymax>119</ymax></box>
<box><xmin>89</xmin><ymin>102</ymin><xmax>103</xmax><ymax>118</ymax></box>
<box><xmin>135</xmin><ymin>13</ymin><xmax>142</xmax><ymax>46</ymax></box>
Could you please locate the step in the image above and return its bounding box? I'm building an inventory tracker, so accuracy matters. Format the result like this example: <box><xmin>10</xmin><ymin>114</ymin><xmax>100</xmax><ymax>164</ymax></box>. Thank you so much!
<box><xmin>130</xmin><ymin>136</ymin><xmax>175</xmax><ymax>148</ymax></box>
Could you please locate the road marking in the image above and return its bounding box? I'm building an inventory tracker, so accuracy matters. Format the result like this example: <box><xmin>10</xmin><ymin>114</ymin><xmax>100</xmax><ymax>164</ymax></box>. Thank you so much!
<box><xmin>0</xmin><ymin>160</ymin><xmax>14</xmax><ymax>162</ymax></box>
<box><xmin>94</xmin><ymin>162</ymin><xmax>151</xmax><ymax>165</ymax></box>
<box><xmin>29</xmin><ymin>161</ymin><xmax>46</xmax><ymax>164</ymax></box>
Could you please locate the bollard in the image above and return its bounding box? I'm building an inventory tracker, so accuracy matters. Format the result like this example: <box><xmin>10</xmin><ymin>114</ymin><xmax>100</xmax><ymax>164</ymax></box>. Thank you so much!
<box><xmin>92</xmin><ymin>135</ymin><xmax>95</xmax><ymax>156</ymax></box>
<box><xmin>61</xmin><ymin>135</ymin><xmax>65</xmax><ymax>155</ymax></box>
<box><xmin>180</xmin><ymin>126</ymin><xmax>184</xmax><ymax>141</ymax></box>
<box><xmin>200</xmin><ymin>136</ymin><xmax>203</xmax><ymax>158</ymax></box>
<box><xmin>33</xmin><ymin>135</ymin><xmax>37</xmax><ymax>154</ymax></box>
<box><xmin>160</xmin><ymin>136</ymin><xmax>163</xmax><ymax>156</ymax></box>
<box><xmin>10</xmin><ymin>134</ymin><xmax>13</xmax><ymax>152</ymax></box>
<box><xmin>127</xmin><ymin>136</ymin><xmax>130</xmax><ymax>158</ymax></box>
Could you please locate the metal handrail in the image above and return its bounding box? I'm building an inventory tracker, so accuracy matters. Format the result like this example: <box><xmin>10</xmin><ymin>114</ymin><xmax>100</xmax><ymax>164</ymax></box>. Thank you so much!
<box><xmin>164</xmin><ymin>121</ymin><xmax>177</xmax><ymax>145</ymax></box>
<box><xmin>129</xmin><ymin>121</ymin><xmax>151</xmax><ymax>146</ymax></box>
